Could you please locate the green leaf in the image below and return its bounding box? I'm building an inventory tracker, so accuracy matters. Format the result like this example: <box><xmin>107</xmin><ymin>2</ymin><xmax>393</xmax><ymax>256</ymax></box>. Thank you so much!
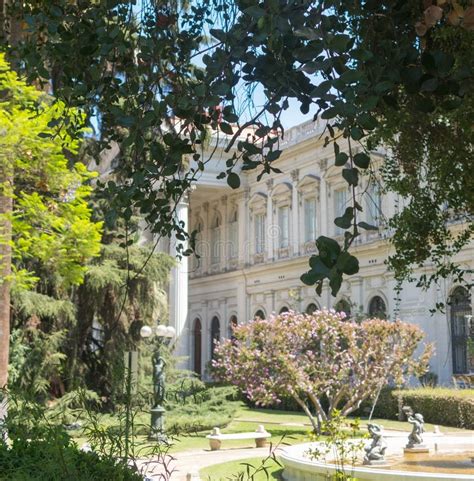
<box><xmin>342</xmin><ymin>167</ymin><xmax>359</xmax><ymax>186</ymax></box>
<box><xmin>337</xmin><ymin>252</ymin><xmax>359</xmax><ymax>275</ymax></box>
<box><xmin>329</xmin><ymin>270</ymin><xmax>343</xmax><ymax>296</ymax></box>
<box><xmin>334</xmin><ymin>207</ymin><xmax>354</xmax><ymax>229</ymax></box>
<box><xmin>244</xmin><ymin>6</ymin><xmax>266</xmax><ymax>18</ymax></box>
<box><xmin>375</xmin><ymin>81</ymin><xmax>393</xmax><ymax>94</ymax></box>
<box><xmin>335</xmin><ymin>152</ymin><xmax>348</xmax><ymax>166</ymax></box>
<box><xmin>353</xmin><ymin>152</ymin><xmax>370</xmax><ymax>169</ymax></box>
<box><xmin>316</xmin><ymin>236</ymin><xmax>341</xmax><ymax>267</ymax></box>
<box><xmin>294</xmin><ymin>27</ymin><xmax>320</xmax><ymax>40</ymax></box>
<box><xmin>220</xmin><ymin>122</ymin><xmax>234</xmax><ymax>135</ymax></box>
<box><xmin>350</xmin><ymin>126</ymin><xmax>364</xmax><ymax>141</ymax></box>
<box><xmin>227</xmin><ymin>172</ymin><xmax>240</xmax><ymax>189</ymax></box>
<box><xmin>358</xmin><ymin>221</ymin><xmax>378</xmax><ymax>231</ymax></box>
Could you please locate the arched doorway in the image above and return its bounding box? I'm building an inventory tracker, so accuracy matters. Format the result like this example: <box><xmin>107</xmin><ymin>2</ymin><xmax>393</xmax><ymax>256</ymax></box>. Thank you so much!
<box><xmin>210</xmin><ymin>316</ymin><xmax>220</xmax><ymax>360</ymax></box>
<box><xmin>254</xmin><ymin>309</ymin><xmax>266</xmax><ymax>320</ymax></box>
<box><xmin>449</xmin><ymin>287</ymin><xmax>472</xmax><ymax>374</ymax></box>
<box><xmin>279</xmin><ymin>306</ymin><xmax>289</xmax><ymax>314</ymax></box>
<box><xmin>335</xmin><ymin>298</ymin><xmax>352</xmax><ymax>318</ymax></box>
<box><xmin>368</xmin><ymin>296</ymin><xmax>387</xmax><ymax>319</ymax></box>
<box><xmin>306</xmin><ymin>303</ymin><xmax>319</xmax><ymax>315</ymax></box>
<box><xmin>193</xmin><ymin>318</ymin><xmax>202</xmax><ymax>377</ymax></box>
<box><xmin>228</xmin><ymin>315</ymin><xmax>238</xmax><ymax>339</ymax></box>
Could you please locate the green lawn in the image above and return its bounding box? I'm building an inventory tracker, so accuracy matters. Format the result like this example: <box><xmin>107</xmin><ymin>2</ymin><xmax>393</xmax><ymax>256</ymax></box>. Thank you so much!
<box><xmin>69</xmin><ymin>405</ymin><xmax>471</xmax><ymax>455</ymax></box>
<box><xmin>200</xmin><ymin>457</ymin><xmax>283</xmax><ymax>481</ymax></box>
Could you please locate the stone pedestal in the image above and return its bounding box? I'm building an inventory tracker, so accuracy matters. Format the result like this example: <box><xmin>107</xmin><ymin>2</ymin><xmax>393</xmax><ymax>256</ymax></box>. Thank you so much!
<box><xmin>363</xmin><ymin>459</ymin><xmax>388</xmax><ymax>466</ymax></box>
<box><xmin>149</xmin><ymin>405</ymin><xmax>166</xmax><ymax>441</ymax></box>
<box><xmin>404</xmin><ymin>445</ymin><xmax>430</xmax><ymax>454</ymax></box>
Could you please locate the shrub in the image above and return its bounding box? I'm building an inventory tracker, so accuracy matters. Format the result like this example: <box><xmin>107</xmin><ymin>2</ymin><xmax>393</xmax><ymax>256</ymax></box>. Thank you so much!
<box><xmin>0</xmin><ymin>438</ymin><xmax>143</xmax><ymax>481</ymax></box>
<box><xmin>356</xmin><ymin>387</ymin><xmax>474</xmax><ymax>429</ymax></box>
<box><xmin>393</xmin><ymin>388</ymin><xmax>474</xmax><ymax>429</ymax></box>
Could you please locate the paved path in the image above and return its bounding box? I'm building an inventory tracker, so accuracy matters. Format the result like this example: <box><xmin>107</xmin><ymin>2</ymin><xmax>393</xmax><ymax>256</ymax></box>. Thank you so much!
<box><xmin>140</xmin><ymin>445</ymin><xmax>280</xmax><ymax>481</ymax></box>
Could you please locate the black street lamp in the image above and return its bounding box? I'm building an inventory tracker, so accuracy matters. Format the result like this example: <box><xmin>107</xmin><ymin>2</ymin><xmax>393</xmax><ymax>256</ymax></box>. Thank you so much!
<box><xmin>140</xmin><ymin>323</ymin><xmax>175</xmax><ymax>441</ymax></box>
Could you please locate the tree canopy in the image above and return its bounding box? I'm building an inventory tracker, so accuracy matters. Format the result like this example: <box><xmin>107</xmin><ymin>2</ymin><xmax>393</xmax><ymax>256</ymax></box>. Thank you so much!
<box><xmin>213</xmin><ymin>310</ymin><xmax>432</xmax><ymax>432</ymax></box>
<box><xmin>1</xmin><ymin>0</ymin><xmax>472</xmax><ymax>302</ymax></box>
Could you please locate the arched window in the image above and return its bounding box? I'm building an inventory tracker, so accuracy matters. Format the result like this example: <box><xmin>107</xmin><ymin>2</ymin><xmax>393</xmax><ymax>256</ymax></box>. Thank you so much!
<box><xmin>279</xmin><ymin>306</ymin><xmax>289</xmax><ymax>314</ymax></box>
<box><xmin>254</xmin><ymin>309</ymin><xmax>266</xmax><ymax>320</ymax></box>
<box><xmin>254</xmin><ymin>213</ymin><xmax>266</xmax><ymax>254</ymax></box>
<box><xmin>193</xmin><ymin>319</ymin><xmax>202</xmax><ymax>377</ymax></box>
<box><xmin>368</xmin><ymin>296</ymin><xmax>387</xmax><ymax>319</ymax></box>
<box><xmin>193</xmin><ymin>222</ymin><xmax>203</xmax><ymax>271</ymax></box>
<box><xmin>306</xmin><ymin>303</ymin><xmax>319</xmax><ymax>315</ymax></box>
<box><xmin>449</xmin><ymin>287</ymin><xmax>472</xmax><ymax>374</ymax></box>
<box><xmin>211</xmin><ymin>215</ymin><xmax>221</xmax><ymax>265</ymax></box>
<box><xmin>335</xmin><ymin>298</ymin><xmax>352</xmax><ymax>317</ymax></box>
<box><xmin>228</xmin><ymin>315</ymin><xmax>238</xmax><ymax>340</ymax></box>
<box><xmin>210</xmin><ymin>316</ymin><xmax>220</xmax><ymax>360</ymax></box>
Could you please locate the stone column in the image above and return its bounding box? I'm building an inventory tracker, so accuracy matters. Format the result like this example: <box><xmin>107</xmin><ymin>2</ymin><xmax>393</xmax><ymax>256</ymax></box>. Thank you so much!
<box><xmin>169</xmin><ymin>197</ymin><xmax>189</xmax><ymax>365</ymax></box>
<box><xmin>320</xmin><ymin>169</ymin><xmax>328</xmax><ymax>237</ymax></box>
<box><xmin>266</xmin><ymin>179</ymin><xmax>274</xmax><ymax>261</ymax></box>
<box><xmin>221</xmin><ymin>195</ymin><xmax>228</xmax><ymax>270</ymax></box>
<box><xmin>291</xmin><ymin>169</ymin><xmax>299</xmax><ymax>256</ymax></box>
<box><xmin>238</xmin><ymin>190</ymin><xmax>248</xmax><ymax>266</ymax></box>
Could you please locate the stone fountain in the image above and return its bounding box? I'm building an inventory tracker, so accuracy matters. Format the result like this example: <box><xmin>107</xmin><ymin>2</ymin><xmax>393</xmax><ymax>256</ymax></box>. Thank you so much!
<box><xmin>279</xmin><ymin>412</ymin><xmax>474</xmax><ymax>481</ymax></box>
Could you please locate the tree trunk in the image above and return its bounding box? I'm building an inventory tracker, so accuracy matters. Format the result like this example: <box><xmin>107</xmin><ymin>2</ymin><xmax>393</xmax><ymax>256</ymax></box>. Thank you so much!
<box><xmin>292</xmin><ymin>393</ymin><xmax>321</xmax><ymax>433</ymax></box>
<box><xmin>0</xmin><ymin>159</ymin><xmax>13</xmax><ymax>390</ymax></box>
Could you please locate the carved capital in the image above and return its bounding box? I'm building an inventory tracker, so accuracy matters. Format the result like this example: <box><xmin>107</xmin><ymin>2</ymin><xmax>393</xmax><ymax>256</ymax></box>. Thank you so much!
<box><xmin>290</xmin><ymin>169</ymin><xmax>299</xmax><ymax>182</ymax></box>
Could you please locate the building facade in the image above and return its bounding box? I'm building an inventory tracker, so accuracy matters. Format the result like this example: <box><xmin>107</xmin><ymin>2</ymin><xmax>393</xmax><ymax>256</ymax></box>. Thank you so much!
<box><xmin>165</xmin><ymin>119</ymin><xmax>473</xmax><ymax>385</ymax></box>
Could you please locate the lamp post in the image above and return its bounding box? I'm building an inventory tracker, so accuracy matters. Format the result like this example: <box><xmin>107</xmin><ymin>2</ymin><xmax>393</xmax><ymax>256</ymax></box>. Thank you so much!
<box><xmin>140</xmin><ymin>323</ymin><xmax>175</xmax><ymax>441</ymax></box>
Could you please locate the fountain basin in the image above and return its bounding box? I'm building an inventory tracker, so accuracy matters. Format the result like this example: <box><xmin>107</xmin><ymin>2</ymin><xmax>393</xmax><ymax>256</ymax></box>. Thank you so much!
<box><xmin>280</xmin><ymin>434</ymin><xmax>474</xmax><ymax>480</ymax></box>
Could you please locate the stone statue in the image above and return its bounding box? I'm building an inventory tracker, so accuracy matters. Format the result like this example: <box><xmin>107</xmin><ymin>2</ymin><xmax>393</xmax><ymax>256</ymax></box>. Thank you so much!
<box><xmin>152</xmin><ymin>351</ymin><xmax>166</xmax><ymax>408</ymax></box>
<box><xmin>363</xmin><ymin>423</ymin><xmax>387</xmax><ymax>465</ymax></box>
<box><xmin>403</xmin><ymin>406</ymin><xmax>426</xmax><ymax>449</ymax></box>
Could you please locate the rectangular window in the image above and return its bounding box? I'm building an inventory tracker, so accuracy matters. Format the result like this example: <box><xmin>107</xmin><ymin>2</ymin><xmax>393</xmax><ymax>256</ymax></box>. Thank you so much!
<box><xmin>304</xmin><ymin>198</ymin><xmax>317</xmax><ymax>242</ymax></box>
<box><xmin>229</xmin><ymin>221</ymin><xmax>238</xmax><ymax>258</ymax></box>
<box><xmin>334</xmin><ymin>189</ymin><xmax>347</xmax><ymax>235</ymax></box>
<box><xmin>366</xmin><ymin>183</ymin><xmax>381</xmax><ymax>227</ymax></box>
<box><xmin>278</xmin><ymin>206</ymin><xmax>289</xmax><ymax>248</ymax></box>
<box><xmin>255</xmin><ymin>213</ymin><xmax>266</xmax><ymax>254</ymax></box>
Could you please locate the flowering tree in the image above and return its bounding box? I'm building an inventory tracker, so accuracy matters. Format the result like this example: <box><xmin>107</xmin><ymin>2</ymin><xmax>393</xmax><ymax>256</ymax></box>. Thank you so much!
<box><xmin>212</xmin><ymin>310</ymin><xmax>432</xmax><ymax>432</ymax></box>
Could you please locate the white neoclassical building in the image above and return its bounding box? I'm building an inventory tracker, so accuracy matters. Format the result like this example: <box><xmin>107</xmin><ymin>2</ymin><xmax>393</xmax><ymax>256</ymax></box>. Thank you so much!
<box><xmin>158</xmin><ymin>119</ymin><xmax>473</xmax><ymax>385</ymax></box>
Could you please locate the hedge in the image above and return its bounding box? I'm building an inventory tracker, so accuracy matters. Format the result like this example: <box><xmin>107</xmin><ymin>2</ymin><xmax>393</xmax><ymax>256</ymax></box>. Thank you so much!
<box><xmin>357</xmin><ymin>387</ymin><xmax>474</xmax><ymax>429</ymax></box>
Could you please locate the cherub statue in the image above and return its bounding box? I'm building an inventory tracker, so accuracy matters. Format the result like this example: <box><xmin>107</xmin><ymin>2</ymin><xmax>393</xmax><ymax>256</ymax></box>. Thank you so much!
<box><xmin>363</xmin><ymin>423</ymin><xmax>387</xmax><ymax>464</ymax></box>
<box><xmin>403</xmin><ymin>406</ymin><xmax>425</xmax><ymax>448</ymax></box>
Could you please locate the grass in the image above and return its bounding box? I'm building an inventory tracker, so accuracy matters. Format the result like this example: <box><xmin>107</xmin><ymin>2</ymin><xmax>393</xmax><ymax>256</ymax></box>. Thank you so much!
<box><xmin>68</xmin><ymin>403</ymin><xmax>472</xmax><ymax>454</ymax></box>
<box><xmin>199</xmin><ymin>457</ymin><xmax>283</xmax><ymax>481</ymax></box>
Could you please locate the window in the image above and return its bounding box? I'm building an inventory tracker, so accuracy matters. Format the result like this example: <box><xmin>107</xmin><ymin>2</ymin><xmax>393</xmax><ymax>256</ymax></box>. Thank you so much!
<box><xmin>366</xmin><ymin>182</ymin><xmax>382</xmax><ymax>227</ymax></box>
<box><xmin>334</xmin><ymin>189</ymin><xmax>347</xmax><ymax>235</ymax></box>
<box><xmin>278</xmin><ymin>206</ymin><xmax>289</xmax><ymax>248</ymax></box>
<box><xmin>368</xmin><ymin>296</ymin><xmax>387</xmax><ymax>318</ymax></box>
<box><xmin>306</xmin><ymin>303</ymin><xmax>319</xmax><ymax>315</ymax></box>
<box><xmin>229</xmin><ymin>210</ymin><xmax>238</xmax><ymax>259</ymax></box>
<box><xmin>211</xmin><ymin>216</ymin><xmax>221</xmax><ymax>264</ymax></box>
<box><xmin>193</xmin><ymin>222</ymin><xmax>203</xmax><ymax>270</ymax></box>
<box><xmin>255</xmin><ymin>213</ymin><xmax>266</xmax><ymax>254</ymax></box>
<box><xmin>254</xmin><ymin>309</ymin><xmax>266</xmax><ymax>320</ymax></box>
<box><xmin>210</xmin><ymin>317</ymin><xmax>220</xmax><ymax>360</ymax></box>
<box><xmin>229</xmin><ymin>315</ymin><xmax>238</xmax><ymax>340</ymax></box>
<box><xmin>335</xmin><ymin>298</ymin><xmax>352</xmax><ymax>318</ymax></box>
<box><xmin>449</xmin><ymin>287</ymin><xmax>472</xmax><ymax>374</ymax></box>
<box><xmin>304</xmin><ymin>197</ymin><xmax>317</xmax><ymax>242</ymax></box>
<box><xmin>193</xmin><ymin>319</ymin><xmax>202</xmax><ymax>377</ymax></box>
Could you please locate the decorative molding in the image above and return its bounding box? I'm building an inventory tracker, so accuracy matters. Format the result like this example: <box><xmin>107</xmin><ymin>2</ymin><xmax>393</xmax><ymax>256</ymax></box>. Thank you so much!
<box><xmin>290</xmin><ymin>169</ymin><xmax>300</xmax><ymax>182</ymax></box>
<box><xmin>266</xmin><ymin>178</ymin><xmax>274</xmax><ymax>191</ymax></box>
